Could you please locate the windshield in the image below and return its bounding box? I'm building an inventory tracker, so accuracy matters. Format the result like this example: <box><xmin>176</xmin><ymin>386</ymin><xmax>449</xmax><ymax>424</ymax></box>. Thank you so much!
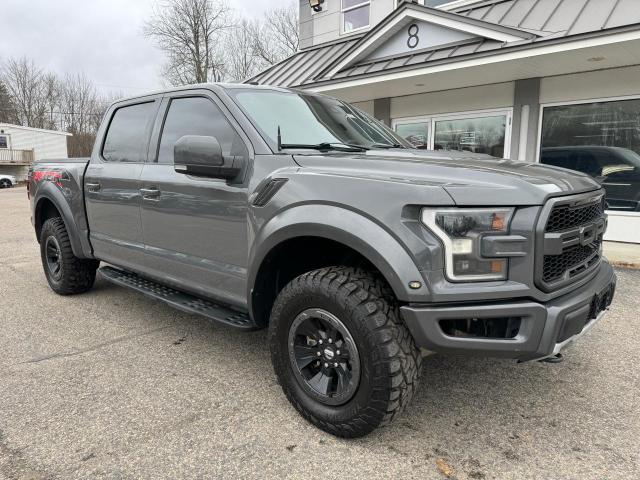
<box><xmin>228</xmin><ymin>88</ymin><xmax>411</xmax><ymax>151</ymax></box>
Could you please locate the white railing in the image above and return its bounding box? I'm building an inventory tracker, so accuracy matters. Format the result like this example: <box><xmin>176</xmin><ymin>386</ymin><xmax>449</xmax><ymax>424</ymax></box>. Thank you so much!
<box><xmin>0</xmin><ymin>149</ymin><xmax>35</xmax><ymax>164</ymax></box>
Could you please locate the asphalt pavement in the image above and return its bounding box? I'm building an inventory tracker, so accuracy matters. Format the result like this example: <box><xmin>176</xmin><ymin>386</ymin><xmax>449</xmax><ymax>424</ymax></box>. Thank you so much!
<box><xmin>1</xmin><ymin>186</ymin><xmax>638</xmax><ymax>480</ymax></box>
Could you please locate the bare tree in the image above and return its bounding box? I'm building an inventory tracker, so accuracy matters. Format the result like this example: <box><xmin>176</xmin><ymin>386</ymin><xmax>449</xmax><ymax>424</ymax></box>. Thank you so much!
<box><xmin>144</xmin><ymin>0</ymin><xmax>234</xmax><ymax>86</ymax></box>
<box><xmin>42</xmin><ymin>73</ymin><xmax>60</xmax><ymax>130</ymax></box>
<box><xmin>0</xmin><ymin>79</ymin><xmax>17</xmax><ymax>123</ymax></box>
<box><xmin>224</xmin><ymin>19</ymin><xmax>268</xmax><ymax>82</ymax></box>
<box><xmin>251</xmin><ymin>2</ymin><xmax>299</xmax><ymax>66</ymax></box>
<box><xmin>1</xmin><ymin>56</ymin><xmax>50</xmax><ymax>128</ymax></box>
<box><xmin>58</xmin><ymin>73</ymin><xmax>104</xmax><ymax>157</ymax></box>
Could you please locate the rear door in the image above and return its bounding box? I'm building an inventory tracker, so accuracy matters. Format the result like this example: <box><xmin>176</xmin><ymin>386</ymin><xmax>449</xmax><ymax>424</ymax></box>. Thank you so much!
<box><xmin>84</xmin><ymin>99</ymin><xmax>160</xmax><ymax>270</ymax></box>
<box><xmin>138</xmin><ymin>91</ymin><xmax>252</xmax><ymax>307</ymax></box>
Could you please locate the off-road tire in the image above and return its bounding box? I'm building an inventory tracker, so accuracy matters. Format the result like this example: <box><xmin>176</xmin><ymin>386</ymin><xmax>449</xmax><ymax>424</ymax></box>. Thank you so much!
<box><xmin>40</xmin><ymin>217</ymin><xmax>99</xmax><ymax>295</ymax></box>
<box><xmin>269</xmin><ymin>266</ymin><xmax>422</xmax><ymax>438</ymax></box>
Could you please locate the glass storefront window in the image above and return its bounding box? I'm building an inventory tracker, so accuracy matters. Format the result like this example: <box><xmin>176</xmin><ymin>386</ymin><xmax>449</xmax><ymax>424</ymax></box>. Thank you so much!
<box><xmin>395</xmin><ymin>122</ymin><xmax>429</xmax><ymax>149</ymax></box>
<box><xmin>433</xmin><ymin>115</ymin><xmax>506</xmax><ymax>157</ymax></box>
<box><xmin>540</xmin><ymin>99</ymin><xmax>640</xmax><ymax>212</ymax></box>
<box><xmin>394</xmin><ymin>111</ymin><xmax>510</xmax><ymax>158</ymax></box>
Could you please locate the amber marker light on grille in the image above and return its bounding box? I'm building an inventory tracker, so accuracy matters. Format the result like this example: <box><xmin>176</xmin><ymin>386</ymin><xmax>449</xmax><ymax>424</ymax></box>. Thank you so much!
<box><xmin>491</xmin><ymin>212</ymin><xmax>506</xmax><ymax>231</ymax></box>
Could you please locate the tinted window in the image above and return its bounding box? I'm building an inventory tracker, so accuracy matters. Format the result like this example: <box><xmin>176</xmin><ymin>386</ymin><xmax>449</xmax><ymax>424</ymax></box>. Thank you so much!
<box><xmin>157</xmin><ymin>97</ymin><xmax>246</xmax><ymax>164</ymax></box>
<box><xmin>102</xmin><ymin>102</ymin><xmax>156</xmax><ymax>163</ymax></box>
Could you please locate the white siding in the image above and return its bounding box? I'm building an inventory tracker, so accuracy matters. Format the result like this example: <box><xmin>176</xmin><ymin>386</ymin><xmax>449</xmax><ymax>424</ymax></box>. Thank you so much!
<box><xmin>352</xmin><ymin>100</ymin><xmax>375</xmax><ymax>115</ymax></box>
<box><xmin>540</xmin><ymin>66</ymin><xmax>640</xmax><ymax>104</ymax></box>
<box><xmin>390</xmin><ymin>82</ymin><xmax>514</xmax><ymax>119</ymax></box>
<box><xmin>0</xmin><ymin>124</ymin><xmax>69</xmax><ymax>160</ymax></box>
<box><xmin>300</xmin><ymin>0</ymin><xmax>396</xmax><ymax>48</ymax></box>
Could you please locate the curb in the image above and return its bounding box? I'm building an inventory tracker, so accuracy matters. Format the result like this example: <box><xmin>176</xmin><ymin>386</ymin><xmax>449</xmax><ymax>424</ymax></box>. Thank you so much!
<box><xmin>609</xmin><ymin>261</ymin><xmax>640</xmax><ymax>270</ymax></box>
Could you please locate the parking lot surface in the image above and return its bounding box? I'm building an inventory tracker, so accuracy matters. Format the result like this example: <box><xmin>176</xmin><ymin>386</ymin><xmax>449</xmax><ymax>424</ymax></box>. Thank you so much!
<box><xmin>1</xmin><ymin>186</ymin><xmax>639</xmax><ymax>480</ymax></box>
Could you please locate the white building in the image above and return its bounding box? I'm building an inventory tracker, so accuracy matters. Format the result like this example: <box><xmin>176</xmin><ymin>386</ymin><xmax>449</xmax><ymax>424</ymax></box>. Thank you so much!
<box><xmin>0</xmin><ymin>123</ymin><xmax>71</xmax><ymax>181</ymax></box>
<box><xmin>249</xmin><ymin>0</ymin><xmax>640</xmax><ymax>244</ymax></box>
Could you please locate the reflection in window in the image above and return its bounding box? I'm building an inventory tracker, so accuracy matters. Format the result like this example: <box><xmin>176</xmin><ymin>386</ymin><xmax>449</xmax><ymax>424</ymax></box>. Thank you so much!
<box><xmin>395</xmin><ymin>122</ymin><xmax>430</xmax><ymax>149</ymax></box>
<box><xmin>0</xmin><ymin>136</ymin><xmax>7</xmax><ymax>149</ymax></box>
<box><xmin>540</xmin><ymin>99</ymin><xmax>640</xmax><ymax>212</ymax></box>
<box><xmin>434</xmin><ymin>115</ymin><xmax>506</xmax><ymax>157</ymax></box>
<box><xmin>342</xmin><ymin>0</ymin><xmax>369</xmax><ymax>33</ymax></box>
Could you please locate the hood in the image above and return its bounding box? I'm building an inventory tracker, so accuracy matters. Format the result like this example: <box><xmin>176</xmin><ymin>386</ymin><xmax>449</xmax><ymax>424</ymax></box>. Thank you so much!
<box><xmin>293</xmin><ymin>149</ymin><xmax>601</xmax><ymax>206</ymax></box>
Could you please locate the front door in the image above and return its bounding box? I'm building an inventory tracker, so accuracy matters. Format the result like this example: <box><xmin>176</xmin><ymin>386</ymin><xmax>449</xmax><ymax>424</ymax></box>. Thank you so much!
<box><xmin>138</xmin><ymin>94</ymin><xmax>251</xmax><ymax>308</ymax></box>
<box><xmin>84</xmin><ymin>100</ymin><xmax>159</xmax><ymax>270</ymax></box>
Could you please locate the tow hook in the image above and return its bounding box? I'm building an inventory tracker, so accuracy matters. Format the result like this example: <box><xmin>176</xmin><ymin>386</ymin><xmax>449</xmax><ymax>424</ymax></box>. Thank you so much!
<box><xmin>540</xmin><ymin>353</ymin><xmax>564</xmax><ymax>364</ymax></box>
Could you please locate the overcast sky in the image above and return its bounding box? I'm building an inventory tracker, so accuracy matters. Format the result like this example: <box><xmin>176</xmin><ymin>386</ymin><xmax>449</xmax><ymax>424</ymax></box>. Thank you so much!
<box><xmin>1</xmin><ymin>0</ymin><xmax>294</xmax><ymax>96</ymax></box>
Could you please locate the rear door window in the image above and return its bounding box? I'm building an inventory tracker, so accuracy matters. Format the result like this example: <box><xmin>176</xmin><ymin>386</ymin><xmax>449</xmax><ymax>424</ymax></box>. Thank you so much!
<box><xmin>102</xmin><ymin>102</ymin><xmax>156</xmax><ymax>163</ymax></box>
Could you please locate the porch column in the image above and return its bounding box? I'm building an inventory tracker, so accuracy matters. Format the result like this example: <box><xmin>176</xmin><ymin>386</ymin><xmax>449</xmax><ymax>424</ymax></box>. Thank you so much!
<box><xmin>510</xmin><ymin>78</ymin><xmax>541</xmax><ymax>162</ymax></box>
<box><xmin>374</xmin><ymin>98</ymin><xmax>391</xmax><ymax>126</ymax></box>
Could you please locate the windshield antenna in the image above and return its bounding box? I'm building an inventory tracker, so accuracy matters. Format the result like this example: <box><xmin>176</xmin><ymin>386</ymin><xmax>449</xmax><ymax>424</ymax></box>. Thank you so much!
<box><xmin>277</xmin><ymin>126</ymin><xmax>282</xmax><ymax>152</ymax></box>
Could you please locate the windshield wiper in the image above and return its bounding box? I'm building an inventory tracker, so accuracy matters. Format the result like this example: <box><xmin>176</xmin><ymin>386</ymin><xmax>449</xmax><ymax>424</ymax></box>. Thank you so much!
<box><xmin>279</xmin><ymin>142</ymin><xmax>370</xmax><ymax>152</ymax></box>
<box><xmin>371</xmin><ymin>143</ymin><xmax>404</xmax><ymax>149</ymax></box>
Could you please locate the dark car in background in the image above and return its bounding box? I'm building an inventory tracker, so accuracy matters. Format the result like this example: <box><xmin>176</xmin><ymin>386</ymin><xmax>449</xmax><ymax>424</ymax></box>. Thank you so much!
<box><xmin>541</xmin><ymin>146</ymin><xmax>640</xmax><ymax>212</ymax></box>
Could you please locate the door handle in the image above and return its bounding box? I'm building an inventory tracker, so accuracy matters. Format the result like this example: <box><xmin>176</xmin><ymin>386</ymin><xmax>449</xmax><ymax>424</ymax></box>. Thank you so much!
<box><xmin>140</xmin><ymin>188</ymin><xmax>160</xmax><ymax>199</ymax></box>
<box><xmin>86</xmin><ymin>183</ymin><xmax>101</xmax><ymax>192</ymax></box>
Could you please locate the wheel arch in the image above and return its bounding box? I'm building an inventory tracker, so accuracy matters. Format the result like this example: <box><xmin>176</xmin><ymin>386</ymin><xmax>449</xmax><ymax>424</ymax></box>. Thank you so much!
<box><xmin>248</xmin><ymin>205</ymin><xmax>429</xmax><ymax>326</ymax></box>
<box><xmin>34</xmin><ymin>186</ymin><xmax>90</xmax><ymax>259</ymax></box>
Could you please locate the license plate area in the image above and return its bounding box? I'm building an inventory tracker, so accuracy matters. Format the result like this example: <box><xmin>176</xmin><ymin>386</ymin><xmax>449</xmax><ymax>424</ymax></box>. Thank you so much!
<box><xmin>557</xmin><ymin>280</ymin><xmax>616</xmax><ymax>343</ymax></box>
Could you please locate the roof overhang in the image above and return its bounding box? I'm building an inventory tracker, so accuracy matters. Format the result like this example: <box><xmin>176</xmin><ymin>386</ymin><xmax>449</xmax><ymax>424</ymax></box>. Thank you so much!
<box><xmin>324</xmin><ymin>3</ymin><xmax>535</xmax><ymax>78</ymax></box>
<box><xmin>308</xmin><ymin>26</ymin><xmax>640</xmax><ymax>103</ymax></box>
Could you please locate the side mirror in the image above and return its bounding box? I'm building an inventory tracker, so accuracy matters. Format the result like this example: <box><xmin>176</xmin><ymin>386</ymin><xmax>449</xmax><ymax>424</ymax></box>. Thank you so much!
<box><xmin>174</xmin><ymin>135</ymin><xmax>242</xmax><ymax>179</ymax></box>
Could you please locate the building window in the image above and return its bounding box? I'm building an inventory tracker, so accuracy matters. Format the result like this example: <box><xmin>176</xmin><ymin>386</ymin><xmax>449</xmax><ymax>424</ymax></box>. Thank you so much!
<box><xmin>394</xmin><ymin>0</ymin><xmax>462</xmax><ymax>7</ymax></box>
<box><xmin>392</xmin><ymin>109</ymin><xmax>512</xmax><ymax>158</ymax></box>
<box><xmin>540</xmin><ymin>98</ymin><xmax>640</xmax><ymax>213</ymax></box>
<box><xmin>342</xmin><ymin>0</ymin><xmax>369</xmax><ymax>33</ymax></box>
<box><xmin>396</xmin><ymin>122</ymin><xmax>430</xmax><ymax>149</ymax></box>
<box><xmin>0</xmin><ymin>135</ymin><xmax>8</xmax><ymax>149</ymax></box>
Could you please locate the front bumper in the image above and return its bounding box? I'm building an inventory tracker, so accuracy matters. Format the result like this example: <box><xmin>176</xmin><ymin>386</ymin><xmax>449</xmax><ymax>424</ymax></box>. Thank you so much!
<box><xmin>401</xmin><ymin>261</ymin><xmax>616</xmax><ymax>362</ymax></box>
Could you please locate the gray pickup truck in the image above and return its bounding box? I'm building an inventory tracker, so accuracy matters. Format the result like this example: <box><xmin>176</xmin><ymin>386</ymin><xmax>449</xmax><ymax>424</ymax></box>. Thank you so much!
<box><xmin>29</xmin><ymin>84</ymin><xmax>616</xmax><ymax>437</ymax></box>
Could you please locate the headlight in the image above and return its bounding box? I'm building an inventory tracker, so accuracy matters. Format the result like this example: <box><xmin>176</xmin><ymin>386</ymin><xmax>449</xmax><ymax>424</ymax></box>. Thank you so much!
<box><xmin>421</xmin><ymin>208</ymin><xmax>514</xmax><ymax>282</ymax></box>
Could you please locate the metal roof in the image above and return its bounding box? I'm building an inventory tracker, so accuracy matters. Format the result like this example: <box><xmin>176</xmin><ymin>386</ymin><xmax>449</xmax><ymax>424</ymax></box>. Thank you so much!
<box><xmin>247</xmin><ymin>38</ymin><xmax>361</xmax><ymax>88</ymax></box>
<box><xmin>247</xmin><ymin>0</ymin><xmax>640</xmax><ymax>88</ymax></box>
<box><xmin>454</xmin><ymin>0</ymin><xmax>640</xmax><ymax>37</ymax></box>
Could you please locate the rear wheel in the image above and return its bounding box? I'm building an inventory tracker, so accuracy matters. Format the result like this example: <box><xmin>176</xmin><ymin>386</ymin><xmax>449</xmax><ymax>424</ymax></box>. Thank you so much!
<box><xmin>40</xmin><ymin>217</ymin><xmax>99</xmax><ymax>295</ymax></box>
<box><xmin>0</xmin><ymin>179</ymin><xmax>12</xmax><ymax>188</ymax></box>
<box><xmin>269</xmin><ymin>267</ymin><xmax>422</xmax><ymax>438</ymax></box>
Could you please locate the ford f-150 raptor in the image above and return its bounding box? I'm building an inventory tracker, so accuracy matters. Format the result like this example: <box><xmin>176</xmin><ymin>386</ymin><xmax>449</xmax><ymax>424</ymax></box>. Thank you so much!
<box><xmin>28</xmin><ymin>84</ymin><xmax>616</xmax><ymax>437</ymax></box>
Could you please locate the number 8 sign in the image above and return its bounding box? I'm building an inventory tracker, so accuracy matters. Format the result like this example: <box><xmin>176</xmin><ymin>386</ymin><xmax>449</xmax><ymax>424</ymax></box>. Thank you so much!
<box><xmin>407</xmin><ymin>24</ymin><xmax>419</xmax><ymax>49</ymax></box>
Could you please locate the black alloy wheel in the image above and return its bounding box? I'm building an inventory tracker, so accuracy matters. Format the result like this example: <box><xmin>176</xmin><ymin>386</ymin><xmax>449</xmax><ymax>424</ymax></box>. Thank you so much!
<box><xmin>45</xmin><ymin>236</ymin><xmax>63</xmax><ymax>281</ymax></box>
<box><xmin>288</xmin><ymin>307</ymin><xmax>360</xmax><ymax>406</ymax></box>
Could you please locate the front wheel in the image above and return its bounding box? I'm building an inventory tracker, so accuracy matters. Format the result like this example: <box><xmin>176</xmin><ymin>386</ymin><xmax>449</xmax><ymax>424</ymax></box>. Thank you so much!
<box><xmin>269</xmin><ymin>267</ymin><xmax>422</xmax><ymax>438</ymax></box>
<box><xmin>0</xmin><ymin>179</ymin><xmax>12</xmax><ymax>188</ymax></box>
<box><xmin>40</xmin><ymin>217</ymin><xmax>99</xmax><ymax>295</ymax></box>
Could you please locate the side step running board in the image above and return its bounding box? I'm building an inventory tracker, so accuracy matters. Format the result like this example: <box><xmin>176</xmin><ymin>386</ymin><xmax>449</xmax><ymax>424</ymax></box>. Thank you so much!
<box><xmin>99</xmin><ymin>266</ymin><xmax>257</xmax><ymax>330</ymax></box>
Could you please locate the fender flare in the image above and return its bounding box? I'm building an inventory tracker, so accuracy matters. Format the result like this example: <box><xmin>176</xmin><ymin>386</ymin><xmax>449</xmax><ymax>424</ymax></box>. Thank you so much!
<box><xmin>248</xmin><ymin>204</ymin><xmax>430</xmax><ymax>316</ymax></box>
<box><xmin>34</xmin><ymin>184</ymin><xmax>92</xmax><ymax>259</ymax></box>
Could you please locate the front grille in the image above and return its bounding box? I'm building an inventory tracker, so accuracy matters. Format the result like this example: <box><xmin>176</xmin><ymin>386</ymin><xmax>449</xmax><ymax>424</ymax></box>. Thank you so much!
<box><xmin>545</xmin><ymin>198</ymin><xmax>605</xmax><ymax>232</ymax></box>
<box><xmin>535</xmin><ymin>192</ymin><xmax>606</xmax><ymax>292</ymax></box>
<box><xmin>543</xmin><ymin>240</ymin><xmax>601</xmax><ymax>283</ymax></box>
